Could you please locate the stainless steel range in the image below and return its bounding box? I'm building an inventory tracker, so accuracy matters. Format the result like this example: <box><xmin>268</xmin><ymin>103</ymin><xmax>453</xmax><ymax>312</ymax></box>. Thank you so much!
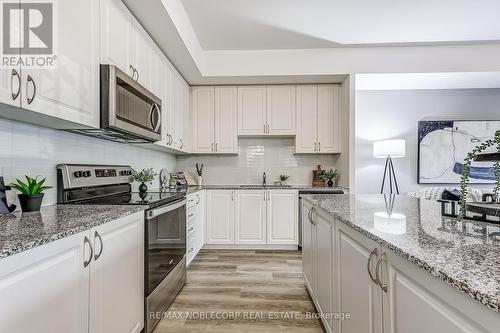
<box><xmin>57</xmin><ymin>164</ymin><xmax>187</xmax><ymax>333</ymax></box>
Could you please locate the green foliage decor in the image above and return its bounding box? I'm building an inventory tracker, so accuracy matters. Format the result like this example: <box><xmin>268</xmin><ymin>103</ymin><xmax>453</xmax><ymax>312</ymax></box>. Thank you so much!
<box><xmin>322</xmin><ymin>168</ymin><xmax>338</xmax><ymax>181</ymax></box>
<box><xmin>279</xmin><ymin>174</ymin><xmax>290</xmax><ymax>182</ymax></box>
<box><xmin>10</xmin><ymin>176</ymin><xmax>52</xmax><ymax>196</ymax></box>
<box><xmin>459</xmin><ymin>130</ymin><xmax>500</xmax><ymax>218</ymax></box>
<box><xmin>132</xmin><ymin>168</ymin><xmax>157</xmax><ymax>184</ymax></box>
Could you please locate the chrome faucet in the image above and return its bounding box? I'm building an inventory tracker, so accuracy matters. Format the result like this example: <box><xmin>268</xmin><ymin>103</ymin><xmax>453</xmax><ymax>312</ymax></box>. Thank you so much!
<box><xmin>263</xmin><ymin>172</ymin><xmax>267</xmax><ymax>187</ymax></box>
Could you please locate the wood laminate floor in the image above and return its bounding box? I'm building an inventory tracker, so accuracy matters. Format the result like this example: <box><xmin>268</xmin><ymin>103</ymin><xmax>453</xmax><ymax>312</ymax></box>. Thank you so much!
<box><xmin>153</xmin><ymin>249</ymin><xmax>324</xmax><ymax>333</ymax></box>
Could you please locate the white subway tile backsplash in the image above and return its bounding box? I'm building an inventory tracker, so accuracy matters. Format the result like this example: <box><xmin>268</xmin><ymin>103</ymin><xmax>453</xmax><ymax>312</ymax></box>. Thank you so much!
<box><xmin>176</xmin><ymin>138</ymin><xmax>336</xmax><ymax>186</ymax></box>
<box><xmin>0</xmin><ymin>118</ymin><xmax>176</xmax><ymax>206</ymax></box>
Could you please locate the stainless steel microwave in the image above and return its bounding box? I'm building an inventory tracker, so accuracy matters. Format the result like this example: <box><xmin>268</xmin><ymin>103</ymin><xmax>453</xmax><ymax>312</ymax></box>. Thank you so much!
<box><xmin>69</xmin><ymin>65</ymin><xmax>162</xmax><ymax>143</ymax></box>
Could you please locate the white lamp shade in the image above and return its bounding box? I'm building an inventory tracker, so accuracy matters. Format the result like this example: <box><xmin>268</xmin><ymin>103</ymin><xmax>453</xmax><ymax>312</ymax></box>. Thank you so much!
<box><xmin>373</xmin><ymin>139</ymin><xmax>406</xmax><ymax>158</ymax></box>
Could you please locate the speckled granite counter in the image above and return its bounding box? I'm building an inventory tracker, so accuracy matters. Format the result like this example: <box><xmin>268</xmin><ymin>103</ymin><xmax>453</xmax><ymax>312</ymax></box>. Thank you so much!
<box><xmin>185</xmin><ymin>185</ymin><xmax>346</xmax><ymax>194</ymax></box>
<box><xmin>0</xmin><ymin>204</ymin><xmax>146</xmax><ymax>259</ymax></box>
<box><xmin>301</xmin><ymin>194</ymin><xmax>500</xmax><ymax>313</ymax></box>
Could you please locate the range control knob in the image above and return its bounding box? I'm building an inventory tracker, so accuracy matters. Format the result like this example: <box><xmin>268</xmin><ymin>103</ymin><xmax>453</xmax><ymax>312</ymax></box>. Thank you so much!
<box><xmin>120</xmin><ymin>170</ymin><xmax>132</xmax><ymax>176</ymax></box>
<box><xmin>73</xmin><ymin>171</ymin><xmax>82</xmax><ymax>178</ymax></box>
<box><xmin>83</xmin><ymin>170</ymin><xmax>92</xmax><ymax>177</ymax></box>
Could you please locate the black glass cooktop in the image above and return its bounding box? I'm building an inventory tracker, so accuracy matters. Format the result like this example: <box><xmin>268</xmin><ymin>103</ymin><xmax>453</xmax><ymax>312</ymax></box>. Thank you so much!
<box><xmin>83</xmin><ymin>189</ymin><xmax>186</xmax><ymax>208</ymax></box>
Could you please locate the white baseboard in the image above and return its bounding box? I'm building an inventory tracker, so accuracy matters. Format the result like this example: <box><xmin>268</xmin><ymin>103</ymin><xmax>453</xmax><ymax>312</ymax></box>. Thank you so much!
<box><xmin>202</xmin><ymin>244</ymin><xmax>299</xmax><ymax>250</ymax></box>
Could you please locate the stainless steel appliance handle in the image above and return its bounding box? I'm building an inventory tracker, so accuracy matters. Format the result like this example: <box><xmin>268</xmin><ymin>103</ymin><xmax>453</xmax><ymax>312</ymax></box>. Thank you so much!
<box><xmin>11</xmin><ymin>69</ymin><xmax>20</xmax><ymax>100</ymax></box>
<box><xmin>149</xmin><ymin>103</ymin><xmax>161</xmax><ymax>132</ymax></box>
<box><xmin>154</xmin><ymin>104</ymin><xmax>161</xmax><ymax>133</ymax></box>
<box><xmin>367</xmin><ymin>248</ymin><xmax>378</xmax><ymax>284</ymax></box>
<box><xmin>94</xmin><ymin>230</ymin><xmax>104</xmax><ymax>261</ymax></box>
<box><xmin>83</xmin><ymin>236</ymin><xmax>93</xmax><ymax>268</ymax></box>
<box><xmin>27</xmin><ymin>75</ymin><xmax>36</xmax><ymax>104</ymax></box>
<box><xmin>146</xmin><ymin>198</ymin><xmax>187</xmax><ymax>220</ymax></box>
<box><xmin>375</xmin><ymin>252</ymin><xmax>388</xmax><ymax>293</ymax></box>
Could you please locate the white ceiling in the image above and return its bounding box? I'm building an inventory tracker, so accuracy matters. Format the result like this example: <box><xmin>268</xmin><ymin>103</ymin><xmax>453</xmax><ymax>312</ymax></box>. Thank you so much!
<box><xmin>355</xmin><ymin>72</ymin><xmax>500</xmax><ymax>90</ymax></box>
<box><xmin>181</xmin><ymin>0</ymin><xmax>500</xmax><ymax>50</ymax></box>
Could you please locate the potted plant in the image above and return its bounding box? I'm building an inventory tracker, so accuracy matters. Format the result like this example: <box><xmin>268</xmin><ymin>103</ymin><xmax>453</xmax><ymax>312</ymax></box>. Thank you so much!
<box><xmin>132</xmin><ymin>168</ymin><xmax>157</xmax><ymax>193</ymax></box>
<box><xmin>322</xmin><ymin>168</ymin><xmax>338</xmax><ymax>187</ymax></box>
<box><xmin>279</xmin><ymin>174</ymin><xmax>290</xmax><ymax>186</ymax></box>
<box><xmin>9</xmin><ymin>176</ymin><xmax>52</xmax><ymax>212</ymax></box>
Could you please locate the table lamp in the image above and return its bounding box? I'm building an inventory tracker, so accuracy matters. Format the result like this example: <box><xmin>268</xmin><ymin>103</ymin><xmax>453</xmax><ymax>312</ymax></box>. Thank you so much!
<box><xmin>373</xmin><ymin>139</ymin><xmax>406</xmax><ymax>194</ymax></box>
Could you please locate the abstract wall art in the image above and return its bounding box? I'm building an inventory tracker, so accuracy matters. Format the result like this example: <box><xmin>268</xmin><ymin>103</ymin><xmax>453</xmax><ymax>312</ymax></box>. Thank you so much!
<box><xmin>418</xmin><ymin>120</ymin><xmax>500</xmax><ymax>184</ymax></box>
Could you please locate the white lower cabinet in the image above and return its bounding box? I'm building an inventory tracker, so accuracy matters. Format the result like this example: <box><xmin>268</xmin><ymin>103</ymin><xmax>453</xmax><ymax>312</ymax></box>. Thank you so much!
<box><xmin>302</xmin><ymin>201</ymin><xmax>500</xmax><ymax>333</ymax></box>
<box><xmin>206</xmin><ymin>190</ymin><xmax>298</xmax><ymax>246</ymax></box>
<box><xmin>235</xmin><ymin>190</ymin><xmax>267</xmax><ymax>244</ymax></box>
<box><xmin>89</xmin><ymin>212</ymin><xmax>144</xmax><ymax>333</ymax></box>
<box><xmin>206</xmin><ymin>190</ymin><xmax>235</xmax><ymax>244</ymax></box>
<box><xmin>0</xmin><ymin>212</ymin><xmax>145</xmax><ymax>333</ymax></box>
<box><xmin>187</xmin><ymin>191</ymin><xmax>205</xmax><ymax>265</ymax></box>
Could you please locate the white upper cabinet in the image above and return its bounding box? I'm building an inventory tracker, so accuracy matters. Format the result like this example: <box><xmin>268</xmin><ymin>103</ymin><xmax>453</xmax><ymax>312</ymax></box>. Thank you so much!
<box><xmin>317</xmin><ymin>85</ymin><xmax>341</xmax><ymax>153</ymax></box>
<box><xmin>235</xmin><ymin>190</ymin><xmax>267</xmax><ymax>245</ymax></box>
<box><xmin>238</xmin><ymin>85</ymin><xmax>296</xmax><ymax>136</ymax></box>
<box><xmin>181</xmin><ymin>80</ymin><xmax>191</xmax><ymax>152</ymax></box>
<box><xmin>0</xmin><ymin>230</ymin><xmax>90</xmax><ymax>333</ymax></box>
<box><xmin>266</xmin><ymin>86</ymin><xmax>296</xmax><ymax>135</ymax></box>
<box><xmin>19</xmin><ymin>0</ymin><xmax>100</xmax><ymax>128</ymax></box>
<box><xmin>100</xmin><ymin>0</ymin><xmax>133</xmax><ymax>77</ymax></box>
<box><xmin>296</xmin><ymin>85</ymin><xmax>341</xmax><ymax>154</ymax></box>
<box><xmin>238</xmin><ymin>86</ymin><xmax>267</xmax><ymax>135</ymax></box>
<box><xmin>191</xmin><ymin>86</ymin><xmax>237</xmax><ymax>154</ymax></box>
<box><xmin>191</xmin><ymin>86</ymin><xmax>214</xmax><ymax>153</ymax></box>
<box><xmin>130</xmin><ymin>19</ymin><xmax>152</xmax><ymax>91</ymax></box>
<box><xmin>215</xmin><ymin>87</ymin><xmax>238</xmax><ymax>153</ymax></box>
<box><xmin>267</xmin><ymin>190</ymin><xmax>298</xmax><ymax>245</ymax></box>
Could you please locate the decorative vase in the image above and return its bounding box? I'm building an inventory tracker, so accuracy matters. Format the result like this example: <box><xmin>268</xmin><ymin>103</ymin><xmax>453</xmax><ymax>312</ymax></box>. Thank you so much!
<box><xmin>327</xmin><ymin>179</ymin><xmax>334</xmax><ymax>187</ymax></box>
<box><xmin>138</xmin><ymin>183</ymin><xmax>148</xmax><ymax>193</ymax></box>
<box><xmin>197</xmin><ymin>176</ymin><xmax>203</xmax><ymax>186</ymax></box>
<box><xmin>18</xmin><ymin>193</ymin><xmax>44</xmax><ymax>212</ymax></box>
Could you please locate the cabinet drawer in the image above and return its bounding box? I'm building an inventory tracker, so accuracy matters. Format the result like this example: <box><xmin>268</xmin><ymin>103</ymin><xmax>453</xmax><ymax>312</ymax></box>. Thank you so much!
<box><xmin>187</xmin><ymin>192</ymin><xmax>201</xmax><ymax>210</ymax></box>
<box><xmin>187</xmin><ymin>206</ymin><xmax>200</xmax><ymax>224</ymax></box>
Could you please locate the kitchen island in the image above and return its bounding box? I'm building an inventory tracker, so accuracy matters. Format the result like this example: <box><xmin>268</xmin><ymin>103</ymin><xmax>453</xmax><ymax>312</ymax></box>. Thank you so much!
<box><xmin>300</xmin><ymin>194</ymin><xmax>500</xmax><ymax>333</ymax></box>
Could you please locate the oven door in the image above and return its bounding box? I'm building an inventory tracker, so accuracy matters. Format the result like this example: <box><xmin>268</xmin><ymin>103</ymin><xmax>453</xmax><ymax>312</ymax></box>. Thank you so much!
<box><xmin>145</xmin><ymin>198</ymin><xmax>186</xmax><ymax>295</ymax></box>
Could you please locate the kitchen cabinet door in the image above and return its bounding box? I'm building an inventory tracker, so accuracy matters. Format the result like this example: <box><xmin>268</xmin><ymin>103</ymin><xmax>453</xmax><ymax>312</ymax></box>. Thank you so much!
<box><xmin>302</xmin><ymin>200</ymin><xmax>315</xmax><ymax>292</ymax></box>
<box><xmin>381</xmin><ymin>249</ymin><xmax>498</xmax><ymax>333</ymax></box>
<box><xmin>267</xmin><ymin>190</ymin><xmax>298</xmax><ymax>245</ymax></box>
<box><xmin>206</xmin><ymin>190</ymin><xmax>235</xmax><ymax>244</ymax></box>
<box><xmin>215</xmin><ymin>86</ymin><xmax>238</xmax><ymax>153</ymax></box>
<box><xmin>100</xmin><ymin>0</ymin><xmax>134</xmax><ymax>77</ymax></box>
<box><xmin>336</xmin><ymin>221</ymin><xmax>383</xmax><ymax>333</ymax></box>
<box><xmin>89</xmin><ymin>212</ymin><xmax>144</xmax><ymax>333</ymax></box>
<box><xmin>181</xmin><ymin>80</ymin><xmax>190</xmax><ymax>152</ymax></box>
<box><xmin>295</xmin><ymin>86</ymin><xmax>318</xmax><ymax>153</ymax></box>
<box><xmin>314</xmin><ymin>211</ymin><xmax>335</xmax><ymax>332</ymax></box>
<box><xmin>235</xmin><ymin>190</ymin><xmax>267</xmax><ymax>245</ymax></box>
<box><xmin>0</xmin><ymin>230</ymin><xmax>90</xmax><ymax>333</ymax></box>
<box><xmin>238</xmin><ymin>86</ymin><xmax>266</xmax><ymax>135</ymax></box>
<box><xmin>21</xmin><ymin>0</ymin><xmax>100</xmax><ymax>128</ymax></box>
<box><xmin>130</xmin><ymin>18</ymin><xmax>152</xmax><ymax>91</ymax></box>
<box><xmin>266</xmin><ymin>86</ymin><xmax>296</xmax><ymax>135</ymax></box>
<box><xmin>317</xmin><ymin>85</ymin><xmax>341</xmax><ymax>153</ymax></box>
<box><xmin>191</xmin><ymin>86</ymin><xmax>214</xmax><ymax>153</ymax></box>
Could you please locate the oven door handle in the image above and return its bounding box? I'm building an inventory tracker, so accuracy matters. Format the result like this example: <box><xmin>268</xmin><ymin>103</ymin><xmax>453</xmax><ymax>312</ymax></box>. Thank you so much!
<box><xmin>146</xmin><ymin>198</ymin><xmax>187</xmax><ymax>220</ymax></box>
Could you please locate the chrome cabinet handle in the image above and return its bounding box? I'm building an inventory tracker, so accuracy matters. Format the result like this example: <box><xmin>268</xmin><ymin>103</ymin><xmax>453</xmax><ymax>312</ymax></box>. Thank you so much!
<box><xmin>93</xmin><ymin>231</ymin><xmax>103</xmax><ymax>261</ymax></box>
<box><xmin>267</xmin><ymin>124</ymin><xmax>270</xmax><ymax>134</ymax></box>
<box><xmin>319</xmin><ymin>142</ymin><xmax>321</xmax><ymax>151</ymax></box>
<box><xmin>196</xmin><ymin>194</ymin><xmax>200</xmax><ymax>204</ymax></box>
<box><xmin>11</xmin><ymin>69</ymin><xmax>20</xmax><ymax>100</ymax></box>
<box><xmin>83</xmin><ymin>236</ymin><xmax>93</xmax><ymax>268</ymax></box>
<box><xmin>187</xmin><ymin>226</ymin><xmax>194</xmax><ymax>232</ymax></box>
<box><xmin>264</xmin><ymin>124</ymin><xmax>266</xmax><ymax>134</ymax></box>
<box><xmin>311</xmin><ymin>207</ymin><xmax>316</xmax><ymax>225</ymax></box>
<box><xmin>188</xmin><ymin>212</ymin><xmax>194</xmax><ymax>218</ymax></box>
<box><xmin>211</xmin><ymin>142</ymin><xmax>214</xmax><ymax>152</ymax></box>
<box><xmin>169</xmin><ymin>134</ymin><xmax>173</xmax><ymax>145</ymax></box>
<box><xmin>307</xmin><ymin>207</ymin><xmax>312</xmax><ymax>223</ymax></box>
<box><xmin>215</xmin><ymin>142</ymin><xmax>218</xmax><ymax>151</ymax></box>
<box><xmin>375</xmin><ymin>252</ymin><xmax>388</xmax><ymax>293</ymax></box>
<box><xmin>314</xmin><ymin>143</ymin><xmax>317</xmax><ymax>151</ymax></box>
<box><xmin>26</xmin><ymin>75</ymin><xmax>36</xmax><ymax>104</ymax></box>
<box><xmin>129</xmin><ymin>65</ymin><xmax>135</xmax><ymax>79</ymax></box>
<box><xmin>367</xmin><ymin>248</ymin><xmax>378</xmax><ymax>284</ymax></box>
<box><xmin>188</xmin><ymin>248</ymin><xmax>194</xmax><ymax>253</ymax></box>
<box><xmin>135</xmin><ymin>68</ymin><xmax>139</xmax><ymax>82</ymax></box>
<box><xmin>180</xmin><ymin>139</ymin><xmax>184</xmax><ymax>149</ymax></box>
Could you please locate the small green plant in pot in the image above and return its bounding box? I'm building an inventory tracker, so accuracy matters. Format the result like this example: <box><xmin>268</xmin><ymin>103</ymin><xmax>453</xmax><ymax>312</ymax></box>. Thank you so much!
<box><xmin>279</xmin><ymin>174</ymin><xmax>290</xmax><ymax>186</ymax></box>
<box><xmin>10</xmin><ymin>176</ymin><xmax>52</xmax><ymax>212</ymax></box>
<box><xmin>132</xmin><ymin>168</ymin><xmax>157</xmax><ymax>193</ymax></box>
<box><xmin>322</xmin><ymin>168</ymin><xmax>338</xmax><ymax>187</ymax></box>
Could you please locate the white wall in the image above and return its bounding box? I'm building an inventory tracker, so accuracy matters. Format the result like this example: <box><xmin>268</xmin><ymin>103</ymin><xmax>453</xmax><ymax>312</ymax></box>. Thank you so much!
<box><xmin>176</xmin><ymin>138</ymin><xmax>336</xmax><ymax>186</ymax></box>
<box><xmin>0</xmin><ymin>118</ymin><xmax>176</xmax><ymax>206</ymax></box>
<box><xmin>355</xmin><ymin>88</ymin><xmax>500</xmax><ymax>194</ymax></box>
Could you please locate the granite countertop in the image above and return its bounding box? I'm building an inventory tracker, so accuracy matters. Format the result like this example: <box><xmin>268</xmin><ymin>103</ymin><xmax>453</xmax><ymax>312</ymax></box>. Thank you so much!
<box><xmin>301</xmin><ymin>194</ymin><xmax>500</xmax><ymax>313</ymax></box>
<box><xmin>0</xmin><ymin>204</ymin><xmax>146</xmax><ymax>259</ymax></box>
<box><xmin>185</xmin><ymin>185</ymin><xmax>346</xmax><ymax>194</ymax></box>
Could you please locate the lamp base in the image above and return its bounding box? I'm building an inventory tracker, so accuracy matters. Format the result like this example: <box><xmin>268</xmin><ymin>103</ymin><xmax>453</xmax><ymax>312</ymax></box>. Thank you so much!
<box><xmin>381</xmin><ymin>157</ymin><xmax>400</xmax><ymax>195</ymax></box>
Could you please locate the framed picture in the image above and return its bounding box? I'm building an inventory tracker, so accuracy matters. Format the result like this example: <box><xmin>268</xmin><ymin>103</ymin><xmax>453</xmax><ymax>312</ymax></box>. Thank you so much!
<box><xmin>417</xmin><ymin>120</ymin><xmax>500</xmax><ymax>184</ymax></box>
